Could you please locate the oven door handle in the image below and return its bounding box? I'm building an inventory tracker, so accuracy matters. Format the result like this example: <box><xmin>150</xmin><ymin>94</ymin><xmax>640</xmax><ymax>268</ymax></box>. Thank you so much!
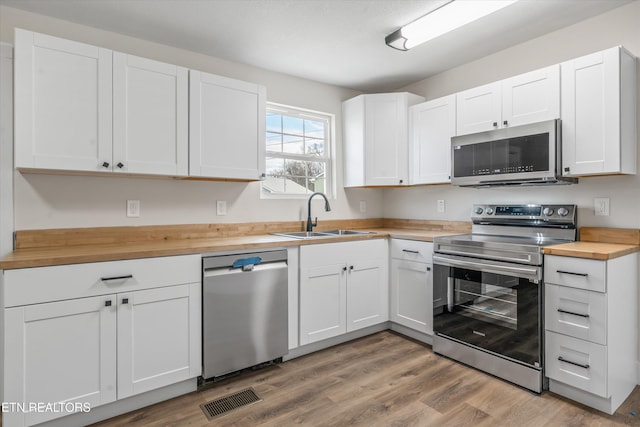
<box><xmin>433</xmin><ymin>254</ymin><xmax>541</xmax><ymax>282</ymax></box>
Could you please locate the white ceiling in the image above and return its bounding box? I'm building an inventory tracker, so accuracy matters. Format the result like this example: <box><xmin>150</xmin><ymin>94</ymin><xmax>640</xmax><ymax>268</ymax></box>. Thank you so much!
<box><xmin>0</xmin><ymin>0</ymin><xmax>633</xmax><ymax>92</ymax></box>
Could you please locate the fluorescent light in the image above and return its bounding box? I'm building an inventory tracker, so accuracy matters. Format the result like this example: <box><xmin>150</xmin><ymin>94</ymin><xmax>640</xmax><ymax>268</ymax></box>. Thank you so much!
<box><xmin>386</xmin><ymin>0</ymin><xmax>518</xmax><ymax>51</ymax></box>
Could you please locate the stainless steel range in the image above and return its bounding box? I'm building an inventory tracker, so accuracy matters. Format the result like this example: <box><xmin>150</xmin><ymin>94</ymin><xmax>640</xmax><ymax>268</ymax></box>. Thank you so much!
<box><xmin>432</xmin><ymin>204</ymin><xmax>577</xmax><ymax>393</ymax></box>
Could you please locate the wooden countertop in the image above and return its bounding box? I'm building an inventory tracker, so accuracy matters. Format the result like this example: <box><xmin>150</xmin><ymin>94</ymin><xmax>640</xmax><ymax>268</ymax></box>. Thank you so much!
<box><xmin>543</xmin><ymin>241</ymin><xmax>639</xmax><ymax>260</ymax></box>
<box><xmin>0</xmin><ymin>227</ymin><xmax>467</xmax><ymax>270</ymax></box>
<box><xmin>543</xmin><ymin>227</ymin><xmax>640</xmax><ymax>260</ymax></box>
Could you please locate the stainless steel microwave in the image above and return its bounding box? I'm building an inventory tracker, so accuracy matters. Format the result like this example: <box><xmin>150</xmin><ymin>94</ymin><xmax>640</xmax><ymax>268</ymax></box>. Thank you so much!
<box><xmin>450</xmin><ymin>119</ymin><xmax>577</xmax><ymax>187</ymax></box>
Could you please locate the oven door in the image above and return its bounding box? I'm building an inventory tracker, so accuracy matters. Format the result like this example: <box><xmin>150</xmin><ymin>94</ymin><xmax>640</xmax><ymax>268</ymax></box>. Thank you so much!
<box><xmin>433</xmin><ymin>254</ymin><xmax>542</xmax><ymax>368</ymax></box>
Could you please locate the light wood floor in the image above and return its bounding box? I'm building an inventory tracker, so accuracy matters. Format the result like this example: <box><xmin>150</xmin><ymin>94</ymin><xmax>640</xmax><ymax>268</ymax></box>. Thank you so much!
<box><xmin>89</xmin><ymin>331</ymin><xmax>640</xmax><ymax>426</ymax></box>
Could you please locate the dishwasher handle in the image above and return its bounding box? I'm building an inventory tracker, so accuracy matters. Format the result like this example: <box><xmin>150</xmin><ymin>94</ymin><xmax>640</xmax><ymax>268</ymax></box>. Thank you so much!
<box><xmin>204</xmin><ymin>261</ymin><xmax>288</xmax><ymax>277</ymax></box>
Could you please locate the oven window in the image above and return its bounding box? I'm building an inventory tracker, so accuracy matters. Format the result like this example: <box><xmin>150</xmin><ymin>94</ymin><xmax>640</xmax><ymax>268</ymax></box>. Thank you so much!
<box><xmin>454</xmin><ymin>276</ymin><xmax>518</xmax><ymax>330</ymax></box>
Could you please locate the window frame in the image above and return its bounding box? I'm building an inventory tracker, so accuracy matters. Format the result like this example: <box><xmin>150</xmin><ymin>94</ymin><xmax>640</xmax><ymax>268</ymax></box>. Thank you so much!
<box><xmin>261</xmin><ymin>102</ymin><xmax>335</xmax><ymax>199</ymax></box>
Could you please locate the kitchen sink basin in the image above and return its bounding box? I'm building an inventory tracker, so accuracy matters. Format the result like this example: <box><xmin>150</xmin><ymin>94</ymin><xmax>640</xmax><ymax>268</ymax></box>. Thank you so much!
<box><xmin>320</xmin><ymin>229</ymin><xmax>374</xmax><ymax>236</ymax></box>
<box><xmin>272</xmin><ymin>231</ymin><xmax>333</xmax><ymax>239</ymax></box>
<box><xmin>272</xmin><ymin>230</ymin><xmax>374</xmax><ymax>239</ymax></box>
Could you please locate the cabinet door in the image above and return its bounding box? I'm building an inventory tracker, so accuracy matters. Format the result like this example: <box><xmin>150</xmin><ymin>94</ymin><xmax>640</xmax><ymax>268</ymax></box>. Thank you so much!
<box><xmin>390</xmin><ymin>259</ymin><xmax>432</xmax><ymax>334</ymax></box>
<box><xmin>4</xmin><ymin>296</ymin><xmax>116</xmax><ymax>426</ymax></box>
<box><xmin>189</xmin><ymin>70</ymin><xmax>266</xmax><ymax>180</ymax></box>
<box><xmin>502</xmin><ymin>64</ymin><xmax>559</xmax><ymax>128</ymax></box>
<box><xmin>409</xmin><ymin>95</ymin><xmax>455</xmax><ymax>184</ymax></box>
<box><xmin>364</xmin><ymin>93</ymin><xmax>409</xmax><ymax>186</ymax></box>
<box><xmin>299</xmin><ymin>264</ymin><xmax>347</xmax><ymax>345</ymax></box>
<box><xmin>117</xmin><ymin>283</ymin><xmax>200</xmax><ymax>399</ymax></box>
<box><xmin>113</xmin><ymin>53</ymin><xmax>188</xmax><ymax>176</ymax></box>
<box><xmin>14</xmin><ymin>29</ymin><xmax>113</xmax><ymax>172</ymax></box>
<box><xmin>346</xmin><ymin>258</ymin><xmax>389</xmax><ymax>332</ymax></box>
<box><xmin>561</xmin><ymin>47</ymin><xmax>633</xmax><ymax>176</ymax></box>
<box><xmin>456</xmin><ymin>82</ymin><xmax>501</xmax><ymax>135</ymax></box>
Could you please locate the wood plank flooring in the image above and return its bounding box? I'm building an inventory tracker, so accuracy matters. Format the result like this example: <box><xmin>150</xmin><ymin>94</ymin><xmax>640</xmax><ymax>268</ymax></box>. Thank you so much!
<box><xmin>89</xmin><ymin>331</ymin><xmax>640</xmax><ymax>426</ymax></box>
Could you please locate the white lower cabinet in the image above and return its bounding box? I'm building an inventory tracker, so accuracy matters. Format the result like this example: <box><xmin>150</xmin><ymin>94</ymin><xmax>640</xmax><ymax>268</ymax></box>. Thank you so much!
<box><xmin>299</xmin><ymin>240</ymin><xmax>388</xmax><ymax>345</ymax></box>
<box><xmin>390</xmin><ymin>239</ymin><xmax>433</xmax><ymax>334</ymax></box>
<box><xmin>2</xmin><ymin>255</ymin><xmax>201</xmax><ymax>427</ymax></box>
<box><xmin>544</xmin><ymin>253</ymin><xmax>637</xmax><ymax>415</ymax></box>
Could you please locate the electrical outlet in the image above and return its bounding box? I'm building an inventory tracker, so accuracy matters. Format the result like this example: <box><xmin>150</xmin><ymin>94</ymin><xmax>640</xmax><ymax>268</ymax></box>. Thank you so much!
<box><xmin>437</xmin><ymin>199</ymin><xmax>445</xmax><ymax>213</ymax></box>
<box><xmin>126</xmin><ymin>200</ymin><xmax>140</xmax><ymax>218</ymax></box>
<box><xmin>359</xmin><ymin>201</ymin><xmax>367</xmax><ymax>213</ymax></box>
<box><xmin>216</xmin><ymin>200</ymin><xmax>227</xmax><ymax>216</ymax></box>
<box><xmin>594</xmin><ymin>197</ymin><xmax>610</xmax><ymax>216</ymax></box>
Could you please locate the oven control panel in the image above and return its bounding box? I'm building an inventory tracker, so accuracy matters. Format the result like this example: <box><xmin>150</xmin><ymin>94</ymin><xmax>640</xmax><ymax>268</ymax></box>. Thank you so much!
<box><xmin>471</xmin><ymin>204</ymin><xmax>576</xmax><ymax>225</ymax></box>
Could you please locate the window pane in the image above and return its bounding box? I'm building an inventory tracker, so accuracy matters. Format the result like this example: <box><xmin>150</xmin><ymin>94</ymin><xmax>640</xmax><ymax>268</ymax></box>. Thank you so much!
<box><xmin>266</xmin><ymin>113</ymin><xmax>282</xmax><ymax>133</ymax></box>
<box><xmin>266</xmin><ymin>131</ymin><xmax>282</xmax><ymax>152</ymax></box>
<box><xmin>304</xmin><ymin>119</ymin><xmax>324</xmax><ymax>139</ymax></box>
<box><xmin>283</xmin><ymin>134</ymin><xmax>304</xmax><ymax>154</ymax></box>
<box><xmin>305</xmin><ymin>138</ymin><xmax>325</xmax><ymax>156</ymax></box>
<box><xmin>265</xmin><ymin>157</ymin><xmax>285</xmax><ymax>176</ymax></box>
<box><xmin>283</xmin><ymin>116</ymin><xmax>303</xmax><ymax>136</ymax></box>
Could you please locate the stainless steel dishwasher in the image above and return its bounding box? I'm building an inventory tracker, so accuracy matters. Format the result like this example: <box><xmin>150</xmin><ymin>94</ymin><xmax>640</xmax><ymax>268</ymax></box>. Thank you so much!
<box><xmin>202</xmin><ymin>250</ymin><xmax>288</xmax><ymax>380</ymax></box>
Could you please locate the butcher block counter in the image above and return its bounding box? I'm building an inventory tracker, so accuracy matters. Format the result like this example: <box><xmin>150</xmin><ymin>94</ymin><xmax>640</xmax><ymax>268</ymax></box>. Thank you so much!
<box><xmin>0</xmin><ymin>218</ymin><xmax>471</xmax><ymax>270</ymax></box>
<box><xmin>543</xmin><ymin>227</ymin><xmax>640</xmax><ymax>260</ymax></box>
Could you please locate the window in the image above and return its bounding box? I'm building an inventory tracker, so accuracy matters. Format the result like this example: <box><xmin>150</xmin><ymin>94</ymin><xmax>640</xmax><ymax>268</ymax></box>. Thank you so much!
<box><xmin>262</xmin><ymin>103</ymin><xmax>333</xmax><ymax>198</ymax></box>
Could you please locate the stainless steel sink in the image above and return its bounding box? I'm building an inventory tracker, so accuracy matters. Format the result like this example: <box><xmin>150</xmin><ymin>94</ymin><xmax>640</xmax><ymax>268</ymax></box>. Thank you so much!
<box><xmin>272</xmin><ymin>231</ymin><xmax>333</xmax><ymax>239</ymax></box>
<box><xmin>320</xmin><ymin>229</ymin><xmax>374</xmax><ymax>236</ymax></box>
<box><xmin>272</xmin><ymin>230</ymin><xmax>374</xmax><ymax>239</ymax></box>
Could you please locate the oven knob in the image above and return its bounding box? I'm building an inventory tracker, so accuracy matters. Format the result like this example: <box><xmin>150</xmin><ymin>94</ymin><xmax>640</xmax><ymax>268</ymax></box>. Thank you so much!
<box><xmin>485</xmin><ymin>208</ymin><xmax>494</xmax><ymax>215</ymax></box>
<box><xmin>474</xmin><ymin>207</ymin><xmax>483</xmax><ymax>215</ymax></box>
<box><xmin>543</xmin><ymin>207</ymin><xmax>554</xmax><ymax>216</ymax></box>
<box><xmin>557</xmin><ymin>207</ymin><xmax>569</xmax><ymax>217</ymax></box>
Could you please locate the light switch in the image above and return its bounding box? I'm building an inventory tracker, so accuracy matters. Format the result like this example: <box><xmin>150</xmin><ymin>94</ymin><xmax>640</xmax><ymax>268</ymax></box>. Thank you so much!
<box><xmin>594</xmin><ymin>198</ymin><xmax>609</xmax><ymax>216</ymax></box>
<box><xmin>437</xmin><ymin>200</ymin><xmax>445</xmax><ymax>213</ymax></box>
<box><xmin>359</xmin><ymin>201</ymin><xmax>367</xmax><ymax>213</ymax></box>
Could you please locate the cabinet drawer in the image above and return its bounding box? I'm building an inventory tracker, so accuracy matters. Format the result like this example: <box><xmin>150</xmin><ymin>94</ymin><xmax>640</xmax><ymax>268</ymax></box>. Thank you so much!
<box><xmin>544</xmin><ymin>255</ymin><xmax>606</xmax><ymax>292</ymax></box>
<box><xmin>4</xmin><ymin>255</ymin><xmax>201</xmax><ymax>307</ymax></box>
<box><xmin>545</xmin><ymin>283</ymin><xmax>606</xmax><ymax>345</ymax></box>
<box><xmin>390</xmin><ymin>239</ymin><xmax>433</xmax><ymax>263</ymax></box>
<box><xmin>546</xmin><ymin>331</ymin><xmax>607</xmax><ymax>398</ymax></box>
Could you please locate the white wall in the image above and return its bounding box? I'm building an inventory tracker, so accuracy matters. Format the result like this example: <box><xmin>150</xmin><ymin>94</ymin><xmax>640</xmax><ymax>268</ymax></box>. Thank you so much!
<box><xmin>0</xmin><ymin>5</ymin><xmax>383</xmax><ymax>230</ymax></box>
<box><xmin>387</xmin><ymin>1</ymin><xmax>640</xmax><ymax>229</ymax></box>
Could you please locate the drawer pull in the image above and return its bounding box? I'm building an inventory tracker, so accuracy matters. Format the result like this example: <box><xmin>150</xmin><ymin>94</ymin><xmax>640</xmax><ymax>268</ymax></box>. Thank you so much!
<box><xmin>558</xmin><ymin>356</ymin><xmax>590</xmax><ymax>369</ymax></box>
<box><xmin>556</xmin><ymin>270</ymin><xmax>588</xmax><ymax>277</ymax></box>
<box><xmin>101</xmin><ymin>274</ymin><xmax>133</xmax><ymax>282</ymax></box>
<box><xmin>557</xmin><ymin>308</ymin><xmax>589</xmax><ymax>318</ymax></box>
<box><xmin>402</xmin><ymin>249</ymin><xmax>419</xmax><ymax>254</ymax></box>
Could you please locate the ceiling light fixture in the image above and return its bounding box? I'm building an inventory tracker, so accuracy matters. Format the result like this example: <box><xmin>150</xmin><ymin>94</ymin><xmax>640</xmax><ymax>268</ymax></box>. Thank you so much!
<box><xmin>385</xmin><ymin>0</ymin><xmax>518</xmax><ymax>51</ymax></box>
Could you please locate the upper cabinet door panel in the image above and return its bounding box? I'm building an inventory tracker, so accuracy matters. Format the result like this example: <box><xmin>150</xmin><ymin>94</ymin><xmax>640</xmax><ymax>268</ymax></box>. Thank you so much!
<box><xmin>561</xmin><ymin>47</ymin><xmax>636</xmax><ymax>176</ymax></box>
<box><xmin>409</xmin><ymin>95</ymin><xmax>455</xmax><ymax>185</ymax></box>
<box><xmin>14</xmin><ymin>29</ymin><xmax>113</xmax><ymax>172</ymax></box>
<box><xmin>502</xmin><ymin>64</ymin><xmax>560</xmax><ymax>128</ymax></box>
<box><xmin>455</xmin><ymin>82</ymin><xmax>501</xmax><ymax>135</ymax></box>
<box><xmin>113</xmin><ymin>53</ymin><xmax>188</xmax><ymax>176</ymax></box>
<box><xmin>364</xmin><ymin>93</ymin><xmax>408</xmax><ymax>186</ymax></box>
<box><xmin>189</xmin><ymin>70</ymin><xmax>266</xmax><ymax>180</ymax></box>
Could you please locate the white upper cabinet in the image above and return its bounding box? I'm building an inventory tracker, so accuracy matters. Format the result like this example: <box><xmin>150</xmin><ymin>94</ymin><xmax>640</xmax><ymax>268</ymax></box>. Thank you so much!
<box><xmin>113</xmin><ymin>53</ymin><xmax>188</xmax><ymax>176</ymax></box>
<box><xmin>14</xmin><ymin>29</ymin><xmax>113</xmax><ymax>172</ymax></box>
<box><xmin>409</xmin><ymin>95</ymin><xmax>456</xmax><ymax>185</ymax></box>
<box><xmin>561</xmin><ymin>46</ymin><xmax>637</xmax><ymax>177</ymax></box>
<box><xmin>343</xmin><ymin>92</ymin><xmax>424</xmax><ymax>187</ymax></box>
<box><xmin>456</xmin><ymin>65</ymin><xmax>560</xmax><ymax>135</ymax></box>
<box><xmin>189</xmin><ymin>70</ymin><xmax>266</xmax><ymax>180</ymax></box>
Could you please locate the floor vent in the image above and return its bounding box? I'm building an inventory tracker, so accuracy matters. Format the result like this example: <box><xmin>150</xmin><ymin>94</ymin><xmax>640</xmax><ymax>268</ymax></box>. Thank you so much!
<box><xmin>200</xmin><ymin>388</ymin><xmax>262</xmax><ymax>421</ymax></box>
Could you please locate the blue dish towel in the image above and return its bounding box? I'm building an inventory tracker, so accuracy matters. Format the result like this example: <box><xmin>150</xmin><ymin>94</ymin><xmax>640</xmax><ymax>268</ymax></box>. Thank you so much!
<box><xmin>232</xmin><ymin>257</ymin><xmax>262</xmax><ymax>269</ymax></box>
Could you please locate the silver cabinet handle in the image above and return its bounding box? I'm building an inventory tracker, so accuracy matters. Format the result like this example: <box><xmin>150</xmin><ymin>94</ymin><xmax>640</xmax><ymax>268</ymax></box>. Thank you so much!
<box><xmin>558</xmin><ymin>356</ymin><xmax>589</xmax><ymax>369</ymax></box>
<box><xmin>557</xmin><ymin>308</ymin><xmax>589</xmax><ymax>318</ymax></box>
<box><xmin>556</xmin><ymin>270</ymin><xmax>588</xmax><ymax>277</ymax></box>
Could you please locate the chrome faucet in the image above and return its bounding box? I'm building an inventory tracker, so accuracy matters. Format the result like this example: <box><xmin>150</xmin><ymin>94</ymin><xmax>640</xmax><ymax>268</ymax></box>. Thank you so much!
<box><xmin>306</xmin><ymin>192</ymin><xmax>331</xmax><ymax>232</ymax></box>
